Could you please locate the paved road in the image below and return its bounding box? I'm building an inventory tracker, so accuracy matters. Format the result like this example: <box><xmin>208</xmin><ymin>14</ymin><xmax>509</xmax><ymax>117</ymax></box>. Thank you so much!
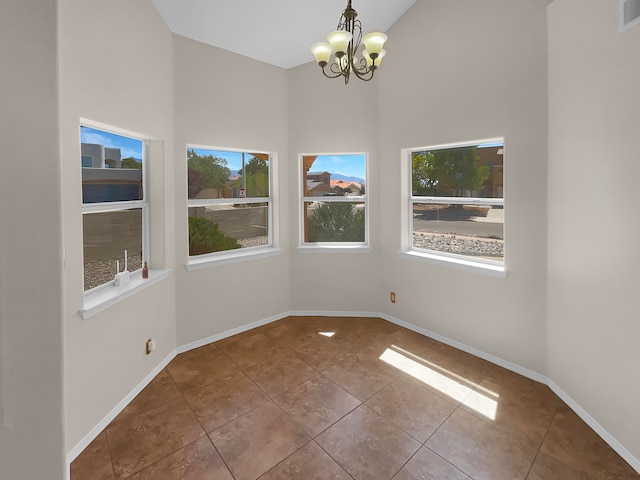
<box><xmin>413</xmin><ymin>216</ymin><xmax>503</xmax><ymax>239</ymax></box>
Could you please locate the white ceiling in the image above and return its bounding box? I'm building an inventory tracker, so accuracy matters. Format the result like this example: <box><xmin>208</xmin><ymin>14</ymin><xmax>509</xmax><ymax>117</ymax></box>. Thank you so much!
<box><xmin>150</xmin><ymin>0</ymin><xmax>416</xmax><ymax>69</ymax></box>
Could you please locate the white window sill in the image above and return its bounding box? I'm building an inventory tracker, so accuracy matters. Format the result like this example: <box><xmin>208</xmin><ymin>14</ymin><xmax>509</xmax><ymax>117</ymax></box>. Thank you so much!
<box><xmin>297</xmin><ymin>245</ymin><xmax>372</xmax><ymax>254</ymax></box>
<box><xmin>186</xmin><ymin>247</ymin><xmax>283</xmax><ymax>270</ymax></box>
<box><xmin>398</xmin><ymin>250</ymin><xmax>506</xmax><ymax>278</ymax></box>
<box><xmin>81</xmin><ymin>269</ymin><xmax>171</xmax><ymax>320</ymax></box>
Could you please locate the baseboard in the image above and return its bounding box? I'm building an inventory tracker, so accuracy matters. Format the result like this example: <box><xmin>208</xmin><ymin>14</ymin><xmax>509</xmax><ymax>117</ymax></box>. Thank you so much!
<box><xmin>379</xmin><ymin>313</ymin><xmax>548</xmax><ymax>384</ymax></box>
<box><xmin>66</xmin><ymin>349</ymin><xmax>176</xmax><ymax>464</ymax></box>
<box><xmin>67</xmin><ymin>310</ymin><xmax>640</xmax><ymax>475</ymax></box>
<box><xmin>547</xmin><ymin>379</ymin><xmax>640</xmax><ymax>473</ymax></box>
<box><xmin>176</xmin><ymin>312</ymin><xmax>291</xmax><ymax>354</ymax></box>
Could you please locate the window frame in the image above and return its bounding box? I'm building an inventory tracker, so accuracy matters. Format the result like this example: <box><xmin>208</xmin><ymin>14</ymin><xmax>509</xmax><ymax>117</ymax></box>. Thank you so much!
<box><xmin>81</xmin><ymin>122</ymin><xmax>150</xmax><ymax>296</ymax></box>
<box><xmin>403</xmin><ymin>139</ymin><xmax>506</xmax><ymax>276</ymax></box>
<box><xmin>298</xmin><ymin>152</ymin><xmax>371</xmax><ymax>253</ymax></box>
<box><xmin>186</xmin><ymin>145</ymin><xmax>280</xmax><ymax>269</ymax></box>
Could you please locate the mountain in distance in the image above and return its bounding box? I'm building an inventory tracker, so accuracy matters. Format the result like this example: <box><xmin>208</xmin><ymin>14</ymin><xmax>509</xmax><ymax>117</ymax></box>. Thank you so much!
<box><xmin>331</xmin><ymin>173</ymin><xmax>365</xmax><ymax>184</ymax></box>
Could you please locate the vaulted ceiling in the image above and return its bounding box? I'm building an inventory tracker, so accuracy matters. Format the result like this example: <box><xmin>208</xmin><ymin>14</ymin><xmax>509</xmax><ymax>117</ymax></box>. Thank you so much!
<box><xmin>150</xmin><ymin>0</ymin><xmax>416</xmax><ymax>69</ymax></box>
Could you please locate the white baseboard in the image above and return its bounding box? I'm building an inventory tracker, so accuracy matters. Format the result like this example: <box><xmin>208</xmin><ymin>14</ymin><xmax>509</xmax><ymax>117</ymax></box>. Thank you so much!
<box><xmin>379</xmin><ymin>313</ymin><xmax>548</xmax><ymax>384</ymax></box>
<box><xmin>176</xmin><ymin>312</ymin><xmax>291</xmax><ymax>354</ymax></box>
<box><xmin>547</xmin><ymin>379</ymin><xmax>640</xmax><ymax>473</ymax></box>
<box><xmin>66</xmin><ymin>349</ymin><xmax>176</xmax><ymax>464</ymax></box>
<box><xmin>67</xmin><ymin>310</ymin><xmax>640</xmax><ymax>475</ymax></box>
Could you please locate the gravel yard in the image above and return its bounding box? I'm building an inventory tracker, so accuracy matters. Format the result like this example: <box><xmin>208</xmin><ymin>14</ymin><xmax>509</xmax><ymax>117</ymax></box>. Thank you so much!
<box><xmin>84</xmin><ymin>254</ymin><xmax>143</xmax><ymax>291</ymax></box>
<box><xmin>413</xmin><ymin>232</ymin><xmax>503</xmax><ymax>258</ymax></box>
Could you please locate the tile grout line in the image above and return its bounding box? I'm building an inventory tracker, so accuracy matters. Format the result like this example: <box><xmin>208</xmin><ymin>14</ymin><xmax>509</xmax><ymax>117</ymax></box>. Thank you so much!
<box><xmin>522</xmin><ymin>407</ymin><xmax>562</xmax><ymax>480</ymax></box>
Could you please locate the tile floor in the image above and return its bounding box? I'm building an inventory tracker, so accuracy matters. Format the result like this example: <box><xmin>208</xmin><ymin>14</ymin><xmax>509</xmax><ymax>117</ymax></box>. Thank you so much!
<box><xmin>70</xmin><ymin>316</ymin><xmax>640</xmax><ymax>480</ymax></box>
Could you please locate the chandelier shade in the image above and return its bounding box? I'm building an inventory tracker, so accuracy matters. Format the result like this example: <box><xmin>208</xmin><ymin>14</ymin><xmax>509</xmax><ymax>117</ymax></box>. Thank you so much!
<box><xmin>310</xmin><ymin>0</ymin><xmax>388</xmax><ymax>84</ymax></box>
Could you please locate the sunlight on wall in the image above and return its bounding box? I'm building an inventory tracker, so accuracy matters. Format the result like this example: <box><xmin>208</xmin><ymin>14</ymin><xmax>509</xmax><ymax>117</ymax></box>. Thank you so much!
<box><xmin>379</xmin><ymin>346</ymin><xmax>498</xmax><ymax>420</ymax></box>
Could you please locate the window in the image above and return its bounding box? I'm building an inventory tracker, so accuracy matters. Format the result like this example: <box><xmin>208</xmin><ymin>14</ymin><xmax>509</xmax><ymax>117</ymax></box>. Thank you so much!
<box><xmin>81</xmin><ymin>125</ymin><xmax>147</xmax><ymax>292</ymax></box>
<box><xmin>187</xmin><ymin>147</ymin><xmax>273</xmax><ymax>260</ymax></box>
<box><xmin>408</xmin><ymin>139</ymin><xmax>504</xmax><ymax>268</ymax></box>
<box><xmin>300</xmin><ymin>154</ymin><xmax>368</xmax><ymax>246</ymax></box>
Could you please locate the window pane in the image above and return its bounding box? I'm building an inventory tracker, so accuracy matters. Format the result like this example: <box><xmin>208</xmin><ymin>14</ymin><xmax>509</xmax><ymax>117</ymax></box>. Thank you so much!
<box><xmin>304</xmin><ymin>201</ymin><xmax>365</xmax><ymax>243</ymax></box>
<box><xmin>81</xmin><ymin>127</ymin><xmax>143</xmax><ymax>203</ymax></box>
<box><xmin>188</xmin><ymin>203</ymin><xmax>269</xmax><ymax>255</ymax></box>
<box><xmin>188</xmin><ymin>148</ymin><xmax>269</xmax><ymax>200</ymax></box>
<box><xmin>302</xmin><ymin>154</ymin><xmax>366</xmax><ymax>198</ymax></box>
<box><xmin>411</xmin><ymin>143</ymin><xmax>503</xmax><ymax>198</ymax></box>
<box><xmin>412</xmin><ymin>203</ymin><xmax>503</xmax><ymax>262</ymax></box>
<box><xmin>83</xmin><ymin>208</ymin><xmax>143</xmax><ymax>291</ymax></box>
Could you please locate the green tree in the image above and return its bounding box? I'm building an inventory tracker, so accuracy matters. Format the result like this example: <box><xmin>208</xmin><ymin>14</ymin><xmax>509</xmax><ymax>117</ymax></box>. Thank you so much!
<box><xmin>188</xmin><ymin>216</ymin><xmax>241</xmax><ymax>255</ymax></box>
<box><xmin>240</xmin><ymin>156</ymin><xmax>269</xmax><ymax>197</ymax></box>
<box><xmin>188</xmin><ymin>168</ymin><xmax>205</xmax><ymax>199</ymax></box>
<box><xmin>307</xmin><ymin>203</ymin><xmax>365</xmax><ymax>242</ymax></box>
<box><xmin>187</xmin><ymin>149</ymin><xmax>231</xmax><ymax>197</ymax></box>
<box><xmin>412</xmin><ymin>146</ymin><xmax>490</xmax><ymax>196</ymax></box>
<box><xmin>121</xmin><ymin>157</ymin><xmax>142</xmax><ymax>169</ymax></box>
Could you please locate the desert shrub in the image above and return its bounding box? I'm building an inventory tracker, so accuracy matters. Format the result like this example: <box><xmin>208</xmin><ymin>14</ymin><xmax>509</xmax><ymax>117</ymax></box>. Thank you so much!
<box><xmin>307</xmin><ymin>202</ymin><xmax>365</xmax><ymax>242</ymax></box>
<box><xmin>188</xmin><ymin>216</ymin><xmax>241</xmax><ymax>255</ymax></box>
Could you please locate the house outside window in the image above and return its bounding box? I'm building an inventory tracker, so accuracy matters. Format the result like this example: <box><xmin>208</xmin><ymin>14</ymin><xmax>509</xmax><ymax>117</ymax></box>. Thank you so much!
<box><xmin>300</xmin><ymin>153</ymin><xmax>368</xmax><ymax>247</ymax></box>
<box><xmin>408</xmin><ymin>139</ymin><xmax>504</xmax><ymax>268</ymax></box>
<box><xmin>81</xmin><ymin>125</ymin><xmax>147</xmax><ymax>292</ymax></box>
<box><xmin>187</xmin><ymin>147</ymin><xmax>273</xmax><ymax>260</ymax></box>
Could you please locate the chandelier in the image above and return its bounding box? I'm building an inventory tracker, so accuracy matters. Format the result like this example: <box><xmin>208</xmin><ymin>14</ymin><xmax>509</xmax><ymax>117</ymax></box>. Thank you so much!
<box><xmin>310</xmin><ymin>0</ymin><xmax>388</xmax><ymax>84</ymax></box>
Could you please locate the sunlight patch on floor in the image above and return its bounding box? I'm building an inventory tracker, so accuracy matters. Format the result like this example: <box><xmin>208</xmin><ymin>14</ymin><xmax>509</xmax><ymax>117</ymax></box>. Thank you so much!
<box><xmin>379</xmin><ymin>346</ymin><xmax>498</xmax><ymax>420</ymax></box>
<box><xmin>318</xmin><ymin>331</ymin><xmax>336</xmax><ymax>337</ymax></box>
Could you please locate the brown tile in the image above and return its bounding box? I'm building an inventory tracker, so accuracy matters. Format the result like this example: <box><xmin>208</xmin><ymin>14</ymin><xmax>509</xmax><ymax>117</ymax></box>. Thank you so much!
<box><xmin>209</xmin><ymin>401</ymin><xmax>310</xmax><ymax>480</ymax></box>
<box><xmin>541</xmin><ymin>407</ymin><xmax>640</xmax><ymax>479</ymax></box>
<box><xmin>173</xmin><ymin>343</ymin><xmax>218</xmax><ymax>361</ymax></box>
<box><xmin>316</xmin><ymin>404</ymin><xmax>421</xmax><ymax>480</ymax></box>
<box><xmin>185</xmin><ymin>370</ymin><xmax>269</xmax><ymax>433</ymax></box>
<box><xmin>323</xmin><ymin>353</ymin><xmax>395</xmax><ymax>401</ymax></box>
<box><xmin>373</xmin><ymin>343</ymin><xmax>475</xmax><ymax>405</ymax></box>
<box><xmin>526</xmin><ymin>452</ymin><xmax>594</xmax><ymax>480</ymax></box>
<box><xmin>167</xmin><ymin>346</ymin><xmax>239</xmax><ymax>392</ymax></box>
<box><xmin>262</xmin><ymin>319</ymin><xmax>315</xmax><ymax>346</ymax></box>
<box><xmin>387</xmin><ymin>330</ymin><xmax>489</xmax><ymax>385</ymax></box>
<box><xmin>393</xmin><ymin>447</ymin><xmax>472</xmax><ymax>480</ymax></box>
<box><xmin>260</xmin><ymin>441</ymin><xmax>351</xmax><ymax>480</ymax></box>
<box><xmin>217</xmin><ymin>331</ymin><xmax>291</xmax><ymax>369</ymax></box>
<box><xmin>274</xmin><ymin>375</ymin><xmax>361</xmax><ymax>437</ymax></box>
<box><xmin>460</xmin><ymin>379</ymin><xmax>556</xmax><ymax>449</ymax></box>
<box><xmin>110</xmin><ymin>369</ymin><xmax>182</xmax><ymax>427</ymax></box>
<box><xmin>106</xmin><ymin>397</ymin><xmax>205</xmax><ymax>479</ymax></box>
<box><xmin>484</xmin><ymin>365</ymin><xmax>562</xmax><ymax>409</ymax></box>
<box><xmin>426</xmin><ymin>408</ymin><xmax>537</xmax><ymax>480</ymax></box>
<box><xmin>293</xmin><ymin>333</ymin><xmax>356</xmax><ymax>371</ymax></box>
<box><xmin>387</xmin><ymin>328</ymin><xmax>451</xmax><ymax>362</ymax></box>
<box><xmin>366</xmin><ymin>377</ymin><xmax>456</xmax><ymax>443</ymax></box>
<box><xmin>244</xmin><ymin>353</ymin><xmax>317</xmax><ymax>397</ymax></box>
<box><xmin>70</xmin><ymin>432</ymin><xmax>115</xmax><ymax>480</ymax></box>
<box><xmin>126</xmin><ymin>437</ymin><xmax>233</xmax><ymax>480</ymax></box>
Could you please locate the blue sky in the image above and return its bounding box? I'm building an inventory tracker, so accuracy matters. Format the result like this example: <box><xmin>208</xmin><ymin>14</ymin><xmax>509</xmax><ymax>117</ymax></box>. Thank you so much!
<box><xmin>190</xmin><ymin>149</ymin><xmax>366</xmax><ymax>181</ymax></box>
<box><xmin>80</xmin><ymin>127</ymin><xmax>143</xmax><ymax>160</ymax></box>
<box><xmin>190</xmin><ymin>148</ymin><xmax>248</xmax><ymax>173</ymax></box>
<box><xmin>309</xmin><ymin>154</ymin><xmax>366</xmax><ymax>180</ymax></box>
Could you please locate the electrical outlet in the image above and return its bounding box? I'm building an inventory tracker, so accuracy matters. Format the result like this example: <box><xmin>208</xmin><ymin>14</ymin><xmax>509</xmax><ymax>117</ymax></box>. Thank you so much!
<box><xmin>390</xmin><ymin>292</ymin><xmax>396</xmax><ymax>303</ymax></box>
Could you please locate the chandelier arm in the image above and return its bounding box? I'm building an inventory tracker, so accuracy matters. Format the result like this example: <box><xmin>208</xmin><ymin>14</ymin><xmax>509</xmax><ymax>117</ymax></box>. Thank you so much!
<box><xmin>312</xmin><ymin>0</ymin><xmax>385</xmax><ymax>84</ymax></box>
<box><xmin>322</xmin><ymin>64</ymin><xmax>347</xmax><ymax>80</ymax></box>
<box><xmin>351</xmin><ymin>65</ymin><xmax>375</xmax><ymax>81</ymax></box>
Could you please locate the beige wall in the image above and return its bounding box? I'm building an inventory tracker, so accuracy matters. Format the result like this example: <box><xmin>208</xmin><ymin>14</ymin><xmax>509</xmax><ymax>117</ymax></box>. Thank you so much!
<box><xmin>4</xmin><ymin>0</ymin><xmax>640</xmax><ymax>474</ymax></box>
<box><xmin>287</xmin><ymin>62</ymin><xmax>382</xmax><ymax>312</ymax></box>
<box><xmin>548</xmin><ymin>0</ymin><xmax>640</xmax><ymax>462</ymax></box>
<box><xmin>58</xmin><ymin>0</ymin><xmax>176</xmax><ymax>453</ymax></box>
<box><xmin>0</xmin><ymin>0</ymin><xmax>66</xmax><ymax>478</ymax></box>
<box><xmin>375</xmin><ymin>0</ymin><xmax>549</xmax><ymax>373</ymax></box>
<box><xmin>173</xmin><ymin>36</ymin><xmax>291</xmax><ymax>346</ymax></box>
